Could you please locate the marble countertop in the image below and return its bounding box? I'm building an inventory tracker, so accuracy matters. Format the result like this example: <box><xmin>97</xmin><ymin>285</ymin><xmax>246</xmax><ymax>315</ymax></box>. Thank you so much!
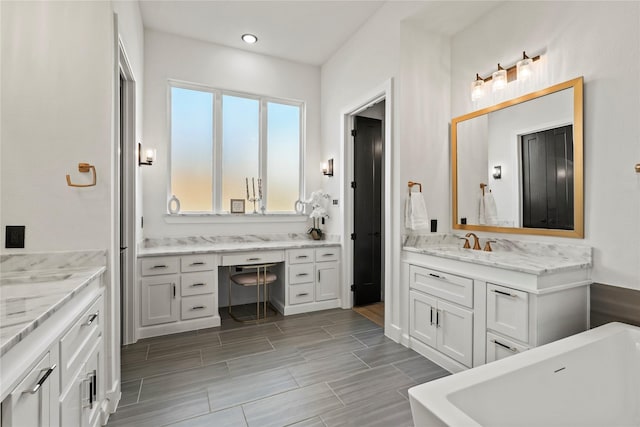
<box><xmin>139</xmin><ymin>234</ymin><xmax>341</xmax><ymax>257</ymax></box>
<box><xmin>403</xmin><ymin>234</ymin><xmax>592</xmax><ymax>275</ymax></box>
<box><xmin>0</xmin><ymin>266</ymin><xmax>106</xmax><ymax>356</ymax></box>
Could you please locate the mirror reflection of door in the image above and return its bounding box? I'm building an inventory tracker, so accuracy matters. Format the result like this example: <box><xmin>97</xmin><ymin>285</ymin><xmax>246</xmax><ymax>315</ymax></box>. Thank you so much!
<box><xmin>352</xmin><ymin>115</ymin><xmax>383</xmax><ymax>306</ymax></box>
<box><xmin>521</xmin><ymin>125</ymin><xmax>574</xmax><ymax>229</ymax></box>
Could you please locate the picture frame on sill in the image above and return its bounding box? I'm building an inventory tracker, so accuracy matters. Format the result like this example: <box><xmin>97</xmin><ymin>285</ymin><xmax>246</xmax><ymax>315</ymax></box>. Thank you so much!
<box><xmin>230</xmin><ymin>199</ymin><xmax>245</xmax><ymax>214</ymax></box>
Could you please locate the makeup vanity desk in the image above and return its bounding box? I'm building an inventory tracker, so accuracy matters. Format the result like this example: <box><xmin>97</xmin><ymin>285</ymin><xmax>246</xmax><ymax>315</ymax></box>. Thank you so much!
<box><xmin>136</xmin><ymin>236</ymin><xmax>341</xmax><ymax>340</ymax></box>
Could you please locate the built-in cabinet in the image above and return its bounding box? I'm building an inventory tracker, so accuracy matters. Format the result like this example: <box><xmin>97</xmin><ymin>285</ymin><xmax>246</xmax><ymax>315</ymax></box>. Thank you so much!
<box><xmin>138</xmin><ymin>254</ymin><xmax>219</xmax><ymax>339</ymax></box>
<box><xmin>409</xmin><ymin>265</ymin><xmax>473</xmax><ymax>368</ymax></box>
<box><xmin>1</xmin><ymin>276</ymin><xmax>106</xmax><ymax>427</ymax></box>
<box><xmin>273</xmin><ymin>247</ymin><xmax>341</xmax><ymax>315</ymax></box>
<box><xmin>404</xmin><ymin>250</ymin><xmax>590</xmax><ymax>373</ymax></box>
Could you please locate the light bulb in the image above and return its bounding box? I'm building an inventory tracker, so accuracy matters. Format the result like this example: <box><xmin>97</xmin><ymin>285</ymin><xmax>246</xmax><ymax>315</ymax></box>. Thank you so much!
<box><xmin>492</xmin><ymin>65</ymin><xmax>507</xmax><ymax>92</ymax></box>
<box><xmin>471</xmin><ymin>75</ymin><xmax>485</xmax><ymax>101</ymax></box>
<box><xmin>517</xmin><ymin>57</ymin><xmax>533</xmax><ymax>81</ymax></box>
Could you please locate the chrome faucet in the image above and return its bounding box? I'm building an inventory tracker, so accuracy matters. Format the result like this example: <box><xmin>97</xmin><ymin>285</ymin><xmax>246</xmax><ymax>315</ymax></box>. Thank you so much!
<box><xmin>465</xmin><ymin>232</ymin><xmax>481</xmax><ymax>250</ymax></box>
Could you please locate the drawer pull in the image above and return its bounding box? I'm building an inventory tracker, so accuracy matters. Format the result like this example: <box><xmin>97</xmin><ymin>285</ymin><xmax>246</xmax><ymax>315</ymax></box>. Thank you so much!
<box><xmin>173</xmin><ymin>284</ymin><xmax>176</xmax><ymax>298</ymax></box>
<box><xmin>436</xmin><ymin>309</ymin><xmax>441</xmax><ymax>328</ymax></box>
<box><xmin>296</xmin><ymin>273</ymin><xmax>309</xmax><ymax>277</ymax></box>
<box><xmin>84</xmin><ymin>313</ymin><xmax>98</xmax><ymax>326</ymax></box>
<box><xmin>190</xmin><ymin>261</ymin><xmax>206</xmax><ymax>266</ymax></box>
<box><xmin>26</xmin><ymin>364</ymin><xmax>57</xmax><ymax>394</ymax></box>
<box><xmin>321</xmin><ymin>253</ymin><xmax>334</xmax><ymax>257</ymax></box>
<box><xmin>190</xmin><ymin>283</ymin><xmax>206</xmax><ymax>287</ymax></box>
<box><xmin>296</xmin><ymin>255</ymin><xmax>308</xmax><ymax>259</ymax></box>
<box><xmin>247</xmin><ymin>257</ymin><xmax>261</xmax><ymax>261</ymax></box>
<box><xmin>152</xmin><ymin>265</ymin><xmax>168</xmax><ymax>269</ymax></box>
<box><xmin>491</xmin><ymin>339</ymin><xmax>518</xmax><ymax>353</ymax></box>
<box><xmin>296</xmin><ymin>293</ymin><xmax>309</xmax><ymax>297</ymax></box>
<box><xmin>430</xmin><ymin>307</ymin><xmax>434</xmax><ymax>325</ymax></box>
<box><xmin>191</xmin><ymin>305</ymin><xmax>205</xmax><ymax>310</ymax></box>
<box><xmin>429</xmin><ymin>273</ymin><xmax>446</xmax><ymax>280</ymax></box>
<box><xmin>491</xmin><ymin>289</ymin><xmax>518</xmax><ymax>298</ymax></box>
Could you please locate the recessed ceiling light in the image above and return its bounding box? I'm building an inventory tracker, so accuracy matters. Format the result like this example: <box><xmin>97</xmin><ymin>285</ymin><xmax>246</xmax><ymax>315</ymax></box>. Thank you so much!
<box><xmin>241</xmin><ymin>34</ymin><xmax>258</xmax><ymax>44</ymax></box>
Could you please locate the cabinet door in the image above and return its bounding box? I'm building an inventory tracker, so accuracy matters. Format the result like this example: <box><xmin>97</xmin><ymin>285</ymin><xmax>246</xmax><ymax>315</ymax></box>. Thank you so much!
<box><xmin>141</xmin><ymin>275</ymin><xmax>179</xmax><ymax>326</ymax></box>
<box><xmin>437</xmin><ymin>300</ymin><xmax>473</xmax><ymax>367</ymax></box>
<box><xmin>2</xmin><ymin>352</ymin><xmax>54</xmax><ymax>427</ymax></box>
<box><xmin>315</xmin><ymin>262</ymin><xmax>338</xmax><ymax>301</ymax></box>
<box><xmin>59</xmin><ymin>339</ymin><xmax>102</xmax><ymax>427</ymax></box>
<box><xmin>487</xmin><ymin>283</ymin><xmax>529</xmax><ymax>343</ymax></box>
<box><xmin>409</xmin><ymin>291</ymin><xmax>437</xmax><ymax>349</ymax></box>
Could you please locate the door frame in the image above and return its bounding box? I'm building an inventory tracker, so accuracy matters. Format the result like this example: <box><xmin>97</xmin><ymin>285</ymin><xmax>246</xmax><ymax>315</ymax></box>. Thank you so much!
<box><xmin>117</xmin><ymin>37</ymin><xmax>137</xmax><ymax>346</ymax></box>
<box><xmin>339</xmin><ymin>79</ymin><xmax>393</xmax><ymax>333</ymax></box>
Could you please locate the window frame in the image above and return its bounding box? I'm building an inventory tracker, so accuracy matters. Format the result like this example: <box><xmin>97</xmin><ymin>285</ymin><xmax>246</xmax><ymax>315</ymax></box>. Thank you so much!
<box><xmin>167</xmin><ymin>80</ymin><xmax>306</xmax><ymax>216</ymax></box>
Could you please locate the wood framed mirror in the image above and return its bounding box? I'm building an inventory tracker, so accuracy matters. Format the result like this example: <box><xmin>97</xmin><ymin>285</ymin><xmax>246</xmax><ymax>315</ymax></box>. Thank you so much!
<box><xmin>452</xmin><ymin>76</ymin><xmax>584</xmax><ymax>238</ymax></box>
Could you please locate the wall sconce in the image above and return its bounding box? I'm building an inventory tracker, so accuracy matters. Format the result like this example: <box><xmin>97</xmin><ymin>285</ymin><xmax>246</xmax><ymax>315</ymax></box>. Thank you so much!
<box><xmin>492</xmin><ymin>165</ymin><xmax>502</xmax><ymax>179</ymax></box>
<box><xmin>471</xmin><ymin>51</ymin><xmax>541</xmax><ymax>100</ymax></box>
<box><xmin>138</xmin><ymin>142</ymin><xmax>156</xmax><ymax>166</ymax></box>
<box><xmin>322</xmin><ymin>159</ymin><xmax>334</xmax><ymax>177</ymax></box>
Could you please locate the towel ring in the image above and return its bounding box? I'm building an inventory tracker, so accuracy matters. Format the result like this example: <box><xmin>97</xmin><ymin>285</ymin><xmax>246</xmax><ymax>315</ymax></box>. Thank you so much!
<box><xmin>408</xmin><ymin>181</ymin><xmax>422</xmax><ymax>193</ymax></box>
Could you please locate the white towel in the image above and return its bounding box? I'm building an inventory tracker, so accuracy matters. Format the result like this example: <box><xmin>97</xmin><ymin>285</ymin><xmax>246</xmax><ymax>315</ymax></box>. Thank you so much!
<box><xmin>478</xmin><ymin>190</ymin><xmax>498</xmax><ymax>225</ymax></box>
<box><xmin>405</xmin><ymin>192</ymin><xmax>429</xmax><ymax>230</ymax></box>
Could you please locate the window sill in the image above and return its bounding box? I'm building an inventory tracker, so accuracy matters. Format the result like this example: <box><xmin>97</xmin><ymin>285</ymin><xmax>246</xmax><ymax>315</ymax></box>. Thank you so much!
<box><xmin>164</xmin><ymin>213</ymin><xmax>309</xmax><ymax>224</ymax></box>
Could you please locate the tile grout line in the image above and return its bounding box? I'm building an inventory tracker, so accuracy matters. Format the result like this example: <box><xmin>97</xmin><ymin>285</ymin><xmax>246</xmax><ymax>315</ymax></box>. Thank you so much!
<box><xmin>350</xmin><ymin>351</ymin><xmax>373</xmax><ymax>369</ymax></box>
<box><xmin>136</xmin><ymin>378</ymin><xmax>143</xmax><ymax>405</ymax></box>
<box><xmin>325</xmin><ymin>381</ymin><xmax>347</xmax><ymax>408</ymax></box>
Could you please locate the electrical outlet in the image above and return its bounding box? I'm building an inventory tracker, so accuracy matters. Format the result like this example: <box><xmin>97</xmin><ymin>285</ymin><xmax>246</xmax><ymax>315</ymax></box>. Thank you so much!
<box><xmin>332</xmin><ymin>199</ymin><xmax>339</xmax><ymax>206</ymax></box>
<box><xmin>5</xmin><ymin>225</ymin><xmax>25</xmax><ymax>248</ymax></box>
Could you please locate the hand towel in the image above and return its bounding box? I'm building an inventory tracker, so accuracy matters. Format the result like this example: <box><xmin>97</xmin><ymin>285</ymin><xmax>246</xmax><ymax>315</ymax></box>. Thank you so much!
<box><xmin>405</xmin><ymin>192</ymin><xmax>429</xmax><ymax>230</ymax></box>
<box><xmin>477</xmin><ymin>189</ymin><xmax>498</xmax><ymax>225</ymax></box>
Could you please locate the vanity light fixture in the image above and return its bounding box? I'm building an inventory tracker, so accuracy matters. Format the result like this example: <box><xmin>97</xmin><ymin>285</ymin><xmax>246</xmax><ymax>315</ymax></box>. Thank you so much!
<box><xmin>471</xmin><ymin>51</ymin><xmax>541</xmax><ymax>100</ymax></box>
<box><xmin>516</xmin><ymin>52</ymin><xmax>533</xmax><ymax>81</ymax></box>
<box><xmin>492</xmin><ymin>165</ymin><xmax>502</xmax><ymax>179</ymax></box>
<box><xmin>492</xmin><ymin>64</ymin><xmax>507</xmax><ymax>92</ymax></box>
<box><xmin>241</xmin><ymin>33</ymin><xmax>258</xmax><ymax>44</ymax></box>
<box><xmin>138</xmin><ymin>142</ymin><xmax>156</xmax><ymax>166</ymax></box>
<box><xmin>322</xmin><ymin>159</ymin><xmax>334</xmax><ymax>177</ymax></box>
<box><xmin>471</xmin><ymin>74</ymin><xmax>485</xmax><ymax>101</ymax></box>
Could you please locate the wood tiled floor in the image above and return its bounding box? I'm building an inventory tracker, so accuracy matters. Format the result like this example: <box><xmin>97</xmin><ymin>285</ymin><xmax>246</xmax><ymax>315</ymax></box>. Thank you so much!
<box><xmin>107</xmin><ymin>307</ymin><xmax>450</xmax><ymax>427</ymax></box>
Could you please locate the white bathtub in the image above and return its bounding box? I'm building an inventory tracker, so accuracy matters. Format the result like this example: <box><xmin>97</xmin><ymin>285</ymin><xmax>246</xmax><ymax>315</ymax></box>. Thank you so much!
<box><xmin>409</xmin><ymin>322</ymin><xmax>640</xmax><ymax>427</ymax></box>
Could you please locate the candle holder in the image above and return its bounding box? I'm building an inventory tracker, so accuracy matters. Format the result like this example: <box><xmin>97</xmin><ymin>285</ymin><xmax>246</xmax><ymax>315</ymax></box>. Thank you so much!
<box><xmin>248</xmin><ymin>196</ymin><xmax>262</xmax><ymax>214</ymax></box>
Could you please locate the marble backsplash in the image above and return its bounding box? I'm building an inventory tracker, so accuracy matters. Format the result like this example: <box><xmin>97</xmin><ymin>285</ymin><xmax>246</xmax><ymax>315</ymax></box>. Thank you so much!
<box><xmin>142</xmin><ymin>233</ymin><xmax>340</xmax><ymax>249</ymax></box>
<box><xmin>0</xmin><ymin>250</ymin><xmax>107</xmax><ymax>273</ymax></box>
<box><xmin>403</xmin><ymin>233</ymin><xmax>592</xmax><ymax>263</ymax></box>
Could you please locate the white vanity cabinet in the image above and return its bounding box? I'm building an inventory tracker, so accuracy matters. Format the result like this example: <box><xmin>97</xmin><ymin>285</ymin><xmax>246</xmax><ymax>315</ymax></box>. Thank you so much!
<box><xmin>275</xmin><ymin>246</ymin><xmax>341</xmax><ymax>315</ymax></box>
<box><xmin>138</xmin><ymin>254</ymin><xmax>220</xmax><ymax>339</ymax></box>
<box><xmin>409</xmin><ymin>265</ymin><xmax>474</xmax><ymax>368</ymax></box>
<box><xmin>403</xmin><ymin>249</ymin><xmax>590</xmax><ymax>373</ymax></box>
<box><xmin>1</xmin><ymin>274</ymin><xmax>108</xmax><ymax>427</ymax></box>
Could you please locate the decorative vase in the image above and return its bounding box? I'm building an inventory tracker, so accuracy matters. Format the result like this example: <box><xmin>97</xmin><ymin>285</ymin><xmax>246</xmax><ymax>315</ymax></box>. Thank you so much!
<box><xmin>309</xmin><ymin>228</ymin><xmax>323</xmax><ymax>240</ymax></box>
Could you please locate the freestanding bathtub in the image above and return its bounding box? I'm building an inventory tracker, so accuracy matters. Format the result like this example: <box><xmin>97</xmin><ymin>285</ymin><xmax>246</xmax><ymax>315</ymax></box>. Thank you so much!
<box><xmin>409</xmin><ymin>322</ymin><xmax>640</xmax><ymax>427</ymax></box>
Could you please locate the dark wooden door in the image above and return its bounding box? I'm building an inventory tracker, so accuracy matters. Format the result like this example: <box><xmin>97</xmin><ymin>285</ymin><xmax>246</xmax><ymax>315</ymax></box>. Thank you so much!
<box><xmin>352</xmin><ymin>116</ymin><xmax>383</xmax><ymax>306</ymax></box>
<box><xmin>521</xmin><ymin>125</ymin><xmax>574</xmax><ymax>229</ymax></box>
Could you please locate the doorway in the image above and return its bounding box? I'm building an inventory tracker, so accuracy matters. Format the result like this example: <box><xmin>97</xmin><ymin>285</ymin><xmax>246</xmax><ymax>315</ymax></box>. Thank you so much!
<box><xmin>118</xmin><ymin>42</ymin><xmax>137</xmax><ymax>345</ymax></box>
<box><xmin>352</xmin><ymin>112</ymin><xmax>384</xmax><ymax>306</ymax></box>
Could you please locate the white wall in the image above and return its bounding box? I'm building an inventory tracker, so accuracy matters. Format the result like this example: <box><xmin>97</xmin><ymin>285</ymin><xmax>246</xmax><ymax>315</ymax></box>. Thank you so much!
<box><xmin>1</xmin><ymin>1</ymin><xmax>114</xmax><ymax>253</ymax></box>
<box><xmin>450</xmin><ymin>1</ymin><xmax>640</xmax><ymax>290</ymax></box>
<box><xmin>142</xmin><ymin>30</ymin><xmax>321</xmax><ymax>238</ymax></box>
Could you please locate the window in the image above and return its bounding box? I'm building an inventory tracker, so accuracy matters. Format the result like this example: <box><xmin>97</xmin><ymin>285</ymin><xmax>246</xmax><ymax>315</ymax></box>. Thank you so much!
<box><xmin>169</xmin><ymin>82</ymin><xmax>303</xmax><ymax>214</ymax></box>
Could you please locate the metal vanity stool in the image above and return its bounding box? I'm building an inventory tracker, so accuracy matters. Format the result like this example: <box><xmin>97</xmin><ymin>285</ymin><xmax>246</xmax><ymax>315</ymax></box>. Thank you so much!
<box><xmin>228</xmin><ymin>263</ymin><xmax>278</xmax><ymax>322</ymax></box>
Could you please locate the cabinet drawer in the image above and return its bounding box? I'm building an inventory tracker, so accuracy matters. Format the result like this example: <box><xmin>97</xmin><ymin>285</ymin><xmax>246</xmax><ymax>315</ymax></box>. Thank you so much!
<box><xmin>221</xmin><ymin>251</ymin><xmax>284</xmax><ymax>266</ymax></box>
<box><xmin>140</xmin><ymin>256</ymin><xmax>179</xmax><ymax>276</ymax></box>
<box><xmin>181</xmin><ymin>254</ymin><xmax>216</xmax><ymax>273</ymax></box>
<box><xmin>288</xmin><ymin>248</ymin><xmax>314</xmax><ymax>264</ymax></box>
<box><xmin>487</xmin><ymin>283</ymin><xmax>529</xmax><ymax>342</ymax></box>
<box><xmin>181</xmin><ymin>272</ymin><xmax>216</xmax><ymax>296</ymax></box>
<box><xmin>409</xmin><ymin>265</ymin><xmax>473</xmax><ymax>308</ymax></box>
<box><xmin>315</xmin><ymin>247</ymin><xmax>339</xmax><ymax>262</ymax></box>
<box><xmin>181</xmin><ymin>294</ymin><xmax>217</xmax><ymax>320</ymax></box>
<box><xmin>486</xmin><ymin>332</ymin><xmax>529</xmax><ymax>363</ymax></box>
<box><xmin>289</xmin><ymin>282</ymin><xmax>314</xmax><ymax>305</ymax></box>
<box><xmin>289</xmin><ymin>263</ymin><xmax>314</xmax><ymax>284</ymax></box>
<box><xmin>59</xmin><ymin>295</ymin><xmax>103</xmax><ymax>389</ymax></box>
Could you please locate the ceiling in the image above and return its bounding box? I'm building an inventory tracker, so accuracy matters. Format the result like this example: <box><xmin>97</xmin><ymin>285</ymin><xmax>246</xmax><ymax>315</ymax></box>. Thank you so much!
<box><xmin>139</xmin><ymin>1</ymin><xmax>386</xmax><ymax>66</ymax></box>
